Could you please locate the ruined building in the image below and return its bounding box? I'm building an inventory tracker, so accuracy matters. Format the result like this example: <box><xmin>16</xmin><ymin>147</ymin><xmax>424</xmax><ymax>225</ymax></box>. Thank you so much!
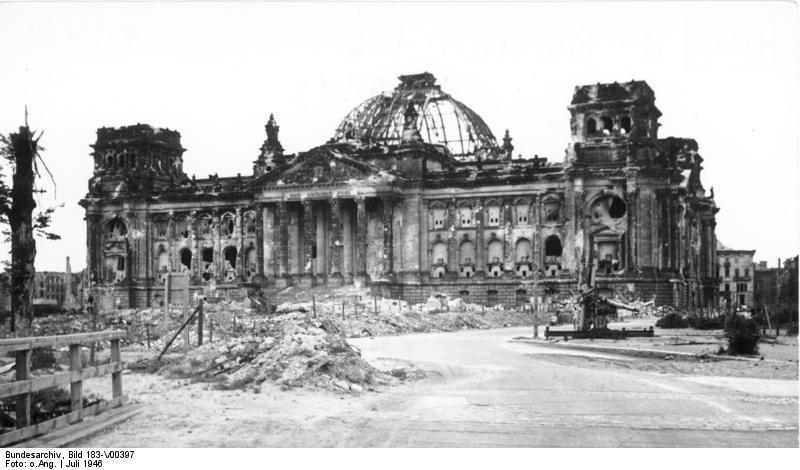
<box><xmin>80</xmin><ymin>73</ymin><xmax>719</xmax><ymax>310</ymax></box>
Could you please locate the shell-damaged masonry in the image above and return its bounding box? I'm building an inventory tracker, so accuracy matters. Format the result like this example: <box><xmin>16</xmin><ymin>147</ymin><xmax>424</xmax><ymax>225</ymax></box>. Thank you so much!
<box><xmin>80</xmin><ymin>73</ymin><xmax>720</xmax><ymax>311</ymax></box>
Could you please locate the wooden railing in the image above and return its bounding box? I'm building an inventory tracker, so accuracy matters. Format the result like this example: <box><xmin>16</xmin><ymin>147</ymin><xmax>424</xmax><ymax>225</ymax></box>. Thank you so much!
<box><xmin>0</xmin><ymin>330</ymin><xmax>127</xmax><ymax>447</ymax></box>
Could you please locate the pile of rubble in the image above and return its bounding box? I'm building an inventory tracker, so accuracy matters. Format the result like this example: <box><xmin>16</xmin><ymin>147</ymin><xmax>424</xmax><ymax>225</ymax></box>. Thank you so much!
<box><xmin>158</xmin><ymin>316</ymin><xmax>401</xmax><ymax>393</ymax></box>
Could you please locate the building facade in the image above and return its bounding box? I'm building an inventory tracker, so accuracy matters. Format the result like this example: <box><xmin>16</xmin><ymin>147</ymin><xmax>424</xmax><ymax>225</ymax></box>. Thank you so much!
<box><xmin>754</xmin><ymin>256</ymin><xmax>799</xmax><ymax>323</ymax></box>
<box><xmin>717</xmin><ymin>246</ymin><xmax>755</xmax><ymax>309</ymax></box>
<box><xmin>80</xmin><ymin>73</ymin><xmax>719</xmax><ymax>310</ymax></box>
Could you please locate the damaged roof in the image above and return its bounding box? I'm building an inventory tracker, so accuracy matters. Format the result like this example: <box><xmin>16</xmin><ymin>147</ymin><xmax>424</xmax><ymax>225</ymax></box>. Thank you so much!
<box><xmin>333</xmin><ymin>72</ymin><xmax>499</xmax><ymax>160</ymax></box>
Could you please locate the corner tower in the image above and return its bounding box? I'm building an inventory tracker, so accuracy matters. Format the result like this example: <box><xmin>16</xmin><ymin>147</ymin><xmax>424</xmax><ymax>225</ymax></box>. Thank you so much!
<box><xmin>567</xmin><ymin>81</ymin><xmax>661</xmax><ymax>165</ymax></box>
<box><xmin>88</xmin><ymin>124</ymin><xmax>187</xmax><ymax>195</ymax></box>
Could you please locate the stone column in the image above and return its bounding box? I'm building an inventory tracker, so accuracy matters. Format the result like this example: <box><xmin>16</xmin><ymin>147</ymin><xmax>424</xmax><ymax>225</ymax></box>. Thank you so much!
<box><xmin>235</xmin><ymin>207</ymin><xmax>243</xmax><ymax>280</ymax></box>
<box><xmin>302</xmin><ymin>200</ymin><xmax>315</xmax><ymax>283</ymax></box>
<box><xmin>446</xmin><ymin>199</ymin><xmax>457</xmax><ymax>276</ymax></box>
<box><xmin>355</xmin><ymin>197</ymin><xmax>368</xmax><ymax>280</ymax></box>
<box><xmin>380</xmin><ymin>196</ymin><xmax>394</xmax><ymax>277</ymax></box>
<box><xmin>255</xmin><ymin>204</ymin><xmax>265</xmax><ymax>280</ymax></box>
<box><xmin>189</xmin><ymin>211</ymin><xmax>198</xmax><ymax>281</ymax></box>
<box><xmin>212</xmin><ymin>212</ymin><xmax>221</xmax><ymax>280</ymax></box>
<box><xmin>626</xmin><ymin>189</ymin><xmax>639</xmax><ymax>270</ymax></box>
<box><xmin>329</xmin><ymin>198</ymin><xmax>343</xmax><ymax>282</ymax></box>
<box><xmin>167</xmin><ymin>212</ymin><xmax>175</xmax><ymax>273</ymax></box>
<box><xmin>475</xmin><ymin>199</ymin><xmax>485</xmax><ymax>276</ymax></box>
<box><xmin>277</xmin><ymin>201</ymin><xmax>289</xmax><ymax>283</ymax></box>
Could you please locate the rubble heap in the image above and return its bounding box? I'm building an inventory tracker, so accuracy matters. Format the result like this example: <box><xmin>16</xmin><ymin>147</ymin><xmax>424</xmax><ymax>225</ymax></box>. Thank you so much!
<box><xmin>158</xmin><ymin>317</ymin><xmax>399</xmax><ymax>393</ymax></box>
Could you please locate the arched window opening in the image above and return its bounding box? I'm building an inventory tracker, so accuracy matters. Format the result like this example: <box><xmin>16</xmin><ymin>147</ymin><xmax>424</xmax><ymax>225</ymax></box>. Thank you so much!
<box><xmin>431</xmin><ymin>241</ymin><xmax>448</xmax><ymax>278</ymax></box>
<box><xmin>620</xmin><ymin>116</ymin><xmax>632</xmax><ymax>134</ymax></box>
<box><xmin>586</xmin><ymin>118</ymin><xmax>597</xmax><ymax>135</ymax></box>
<box><xmin>107</xmin><ymin>219</ymin><xmax>128</xmax><ymax>238</ymax></box>
<box><xmin>458</xmin><ymin>240</ymin><xmax>475</xmax><ymax>278</ymax></box>
<box><xmin>221</xmin><ymin>215</ymin><xmax>235</xmax><ymax>237</ymax></box>
<box><xmin>515</xmin><ymin>238</ymin><xmax>532</xmax><ymax>278</ymax></box>
<box><xmin>223</xmin><ymin>246</ymin><xmax>238</xmax><ymax>270</ymax></box>
<box><xmin>201</xmin><ymin>248</ymin><xmax>214</xmax><ymax>281</ymax></box>
<box><xmin>180</xmin><ymin>248</ymin><xmax>192</xmax><ymax>272</ymax></box>
<box><xmin>545</xmin><ymin>236</ymin><xmax>563</xmax><ymax>257</ymax></box>
<box><xmin>244</xmin><ymin>248</ymin><xmax>258</xmax><ymax>280</ymax></box>
<box><xmin>544</xmin><ymin>236</ymin><xmax>563</xmax><ymax>278</ymax></box>
<box><xmin>156</xmin><ymin>250</ymin><xmax>169</xmax><ymax>273</ymax></box>
<box><xmin>487</xmin><ymin>239</ymin><xmax>504</xmax><ymax>278</ymax></box>
<box><xmin>601</xmin><ymin>116</ymin><xmax>613</xmax><ymax>135</ymax></box>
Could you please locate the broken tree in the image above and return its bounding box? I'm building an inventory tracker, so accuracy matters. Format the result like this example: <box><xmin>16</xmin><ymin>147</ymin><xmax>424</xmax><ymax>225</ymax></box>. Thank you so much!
<box><xmin>1</xmin><ymin>119</ymin><xmax>60</xmax><ymax>336</ymax></box>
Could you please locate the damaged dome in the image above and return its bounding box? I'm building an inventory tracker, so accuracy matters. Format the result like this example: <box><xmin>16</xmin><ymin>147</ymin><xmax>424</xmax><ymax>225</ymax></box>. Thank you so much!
<box><xmin>334</xmin><ymin>72</ymin><xmax>499</xmax><ymax>160</ymax></box>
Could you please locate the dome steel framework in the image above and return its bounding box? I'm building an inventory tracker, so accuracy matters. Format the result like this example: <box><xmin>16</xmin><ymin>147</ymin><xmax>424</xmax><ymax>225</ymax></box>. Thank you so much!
<box><xmin>334</xmin><ymin>73</ymin><xmax>499</xmax><ymax>160</ymax></box>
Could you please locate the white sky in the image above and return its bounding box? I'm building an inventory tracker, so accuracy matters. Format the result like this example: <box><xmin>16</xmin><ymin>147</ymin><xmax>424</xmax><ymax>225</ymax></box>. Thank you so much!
<box><xmin>0</xmin><ymin>1</ymin><xmax>797</xmax><ymax>272</ymax></box>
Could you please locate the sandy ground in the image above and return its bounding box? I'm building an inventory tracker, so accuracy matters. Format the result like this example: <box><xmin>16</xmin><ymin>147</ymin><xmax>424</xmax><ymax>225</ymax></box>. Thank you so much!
<box><xmin>77</xmin><ymin>327</ymin><xmax>798</xmax><ymax>447</ymax></box>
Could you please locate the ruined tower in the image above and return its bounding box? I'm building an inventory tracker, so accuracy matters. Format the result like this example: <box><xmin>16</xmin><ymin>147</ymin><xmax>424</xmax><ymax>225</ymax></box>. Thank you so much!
<box><xmin>87</xmin><ymin>124</ymin><xmax>187</xmax><ymax>196</ymax></box>
<box><xmin>253</xmin><ymin>114</ymin><xmax>285</xmax><ymax>176</ymax></box>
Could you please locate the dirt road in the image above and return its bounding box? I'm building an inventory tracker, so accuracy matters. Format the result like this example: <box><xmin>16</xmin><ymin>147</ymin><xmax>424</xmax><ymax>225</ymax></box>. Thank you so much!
<box><xmin>80</xmin><ymin>327</ymin><xmax>798</xmax><ymax>447</ymax></box>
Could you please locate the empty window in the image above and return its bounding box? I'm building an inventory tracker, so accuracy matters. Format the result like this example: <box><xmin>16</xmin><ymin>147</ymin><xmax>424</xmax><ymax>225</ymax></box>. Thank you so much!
<box><xmin>313</xmin><ymin>166</ymin><xmax>324</xmax><ymax>179</ymax></box>
<box><xmin>601</xmin><ymin>117</ymin><xmax>613</xmax><ymax>134</ymax></box>
<box><xmin>586</xmin><ymin>118</ymin><xmax>597</xmax><ymax>135</ymax></box>
<box><xmin>724</xmin><ymin>283</ymin><xmax>730</xmax><ymax>292</ymax></box>
<box><xmin>180</xmin><ymin>249</ymin><xmax>192</xmax><ymax>271</ymax></box>
<box><xmin>544</xmin><ymin>201</ymin><xmax>561</xmax><ymax>222</ymax></box>
<box><xmin>545</xmin><ymin>236</ymin><xmax>563</xmax><ymax>257</ymax></box>
<box><xmin>221</xmin><ymin>216</ymin><xmax>235</xmax><ymax>237</ymax></box>
<box><xmin>245</xmin><ymin>214</ymin><xmax>257</xmax><ymax>235</ymax></box>
<box><xmin>620</xmin><ymin>116</ymin><xmax>632</xmax><ymax>134</ymax></box>
<box><xmin>459</xmin><ymin>290</ymin><xmax>469</xmax><ymax>299</ymax></box>
<box><xmin>608</xmin><ymin>197</ymin><xmax>626</xmax><ymax>219</ymax></box>
<box><xmin>107</xmin><ymin>219</ymin><xmax>127</xmax><ymax>238</ymax></box>
<box><xmin>223</xmin><ymin>246</ymin><xmax>238</xmax><ymax>269</ymax></box>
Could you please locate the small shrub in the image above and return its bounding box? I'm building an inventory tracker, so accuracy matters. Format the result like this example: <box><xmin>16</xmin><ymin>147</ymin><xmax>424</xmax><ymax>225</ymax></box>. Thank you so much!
<box><xmin>687</xmin><ymin>315</ymin><xmax>725</xmax><ymax>330</ymax></box>
<box><xmin>655</xmin><ymin>312</ymin><xmax>688</xmax><ymax>329</ymax></box>
<box><xmin>724</xmin><ymin>314</ymin><xmax>760</xmax><ymax>355</ymax></box>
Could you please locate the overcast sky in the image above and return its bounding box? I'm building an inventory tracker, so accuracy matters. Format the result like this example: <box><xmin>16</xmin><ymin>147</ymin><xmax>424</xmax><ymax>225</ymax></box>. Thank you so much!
<box><xmin>0</xmin><ymin>1</ymin><xmax>797</xmax><ymax>272</ymax></box>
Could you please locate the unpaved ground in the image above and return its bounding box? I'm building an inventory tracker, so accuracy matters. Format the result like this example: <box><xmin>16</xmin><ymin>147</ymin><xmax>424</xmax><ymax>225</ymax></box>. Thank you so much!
<box><xmin>78</xmin><ymin>327</ymin><xmax>799</xmax><ymax>447</ymax></box>
<box><xmin>548</xmin><ymin>317</ymin><xmax>799</xmax><ymax>371</ymax></box>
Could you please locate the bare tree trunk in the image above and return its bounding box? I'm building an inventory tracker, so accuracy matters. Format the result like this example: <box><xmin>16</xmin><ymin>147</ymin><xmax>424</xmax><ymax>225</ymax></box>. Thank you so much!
<box><xmin>9</xmin><ymin>126</ymin><xmax>37</xmax><ymax>337</ymax></box>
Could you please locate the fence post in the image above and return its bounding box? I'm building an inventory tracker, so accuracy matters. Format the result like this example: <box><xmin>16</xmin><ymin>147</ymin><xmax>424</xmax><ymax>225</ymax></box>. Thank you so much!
<box><xmin>312</xmin><ymin>296</ymin><xmax>316</xmax><ymax>318</ymax></box>
<box><xmin>69</xmin><ymin>344</ymin><xmax>83</xmax><ymax>422</ymax></box>
<box><xmin>342</xmin><ymin>302</ymin><xmax>346</xmax><ymax>321</ymax></box>
<box><xmin>88</xmin><ymin>304</ymin><xmax>96</xmax><ymax>365</ymax></box>
<box><xmin>163</xmin><ymin>273</ymin><xmax>170</xmax><ymax>328</ymax></box>
<box><xmin>373</xmin><ymin>296</ymin><xmax>378</xmax><ymax>315</ymax></box>
<box><xmin>209</xmin><ymin>314</ymin><xmax>214</xmax><ymax>343</ymax></box>
<box><xmin>15</xmin><ymin>348</ymin><xmax>31</xmax><ymax>428</ymax></box>
<box><xmin>145</xmin><ymin>323</ymin><xmax>151</xmax><ymax>349</ymax></box>
<box><xmin>197</xmin><ymin>300</ymin><xmax>204</xmax><ymax>346</ymax></box>
<box><xmin>111</xmin><ymin>339</ymin><xmax>122</xmax><ymax>399</ymax></box>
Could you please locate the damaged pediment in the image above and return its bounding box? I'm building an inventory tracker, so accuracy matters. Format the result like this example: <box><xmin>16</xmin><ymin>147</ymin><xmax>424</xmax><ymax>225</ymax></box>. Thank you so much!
<box><xmin>252</xmin><ymin>146</ymin><xmax>396</xmax><ymax>188</ymax></box>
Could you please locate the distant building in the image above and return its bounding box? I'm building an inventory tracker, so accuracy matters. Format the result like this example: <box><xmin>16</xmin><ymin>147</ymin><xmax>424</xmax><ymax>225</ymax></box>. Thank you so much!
<box><xmin>717</xmin><ymin>241</ymin><xmax>755</xmax><ymax>309</ymax></box>
<box><xmin>754</xmin><ymin>256</ymin><xmax>798</xmax><ymax>324</ymax></box>
<box><xmin>0</xmin><ymin>257</ymin><xmax>83</xmax><ymax>313</ymax></box>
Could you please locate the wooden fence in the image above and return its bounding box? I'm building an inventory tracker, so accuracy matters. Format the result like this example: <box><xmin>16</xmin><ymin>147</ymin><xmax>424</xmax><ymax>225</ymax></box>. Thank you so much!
<box><xmin>0</xmin><ymin>330</ymin><xmax>127</xmax><ymax>447</ymax></box>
